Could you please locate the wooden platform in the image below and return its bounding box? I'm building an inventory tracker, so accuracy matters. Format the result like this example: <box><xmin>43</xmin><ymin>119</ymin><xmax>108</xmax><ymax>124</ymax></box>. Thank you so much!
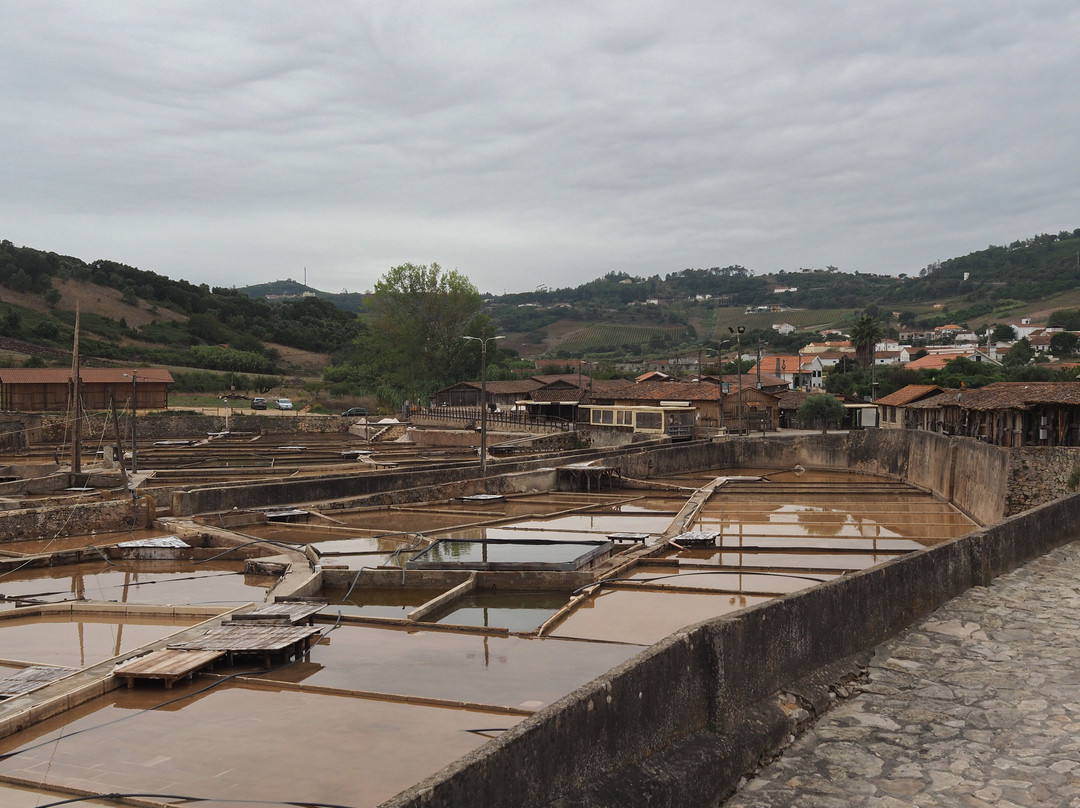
<box><xmin>230</xmin><ymin>600</ymin><xmax>327</xmax><ymax>626</ymax></box>
<box><xmin>169</xmin><ymin>624</ymin><xmax>322</xmax><ymax>666</ymax></box>
<box><xmin>0</xmin><ymin>665</ymin><xmax>74</xmax><ymax>698</ymax></box>
<box><xmin>113</xmin><ymin>649</ymin><xmax>226</xmax><ymax>689</ymax></box>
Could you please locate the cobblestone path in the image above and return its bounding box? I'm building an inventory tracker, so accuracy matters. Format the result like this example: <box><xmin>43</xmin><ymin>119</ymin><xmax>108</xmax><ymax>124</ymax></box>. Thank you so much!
<box><xmin>723</xmin><ymin>542</ymin><xmax>1080</xmax><ymax>807</ymax></box>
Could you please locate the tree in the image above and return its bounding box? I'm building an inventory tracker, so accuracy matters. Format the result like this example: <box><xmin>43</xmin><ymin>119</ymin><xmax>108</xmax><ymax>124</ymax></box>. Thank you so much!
<box><xmin>850</xmin><ymin>314</ymin><xmax>884</xmax><ymax>369</ymax></box>
<box><xmin>992</xmin><ymin>324</ymin><xmax>1017</xmax><ymax>342</ymax></box>
<box><xmin>359</xmin><ymin>262</ymin><xmax>482</xmax><ymax>394</ymax></box>
<box><xmin>1002</xmin><ymin>337</ymin><xmax>1034</xmax><ymax>367</ymax></box>
<box><xmin>1049</xmin><ymin>331</ymin><xmax>1079</xmax><ymax>357</ymax></box>
<box><xmin>797</xmin><ymin>393</ymin><xmax>846</xmax><ymax>433</ymax></box>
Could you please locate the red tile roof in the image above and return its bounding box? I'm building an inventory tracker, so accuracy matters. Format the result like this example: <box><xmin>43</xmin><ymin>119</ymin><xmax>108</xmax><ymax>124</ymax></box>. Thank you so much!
<box><xmin>873</xmin><ymin>385</ymin><xmax>945</xmax><ymax>407</ymax></box>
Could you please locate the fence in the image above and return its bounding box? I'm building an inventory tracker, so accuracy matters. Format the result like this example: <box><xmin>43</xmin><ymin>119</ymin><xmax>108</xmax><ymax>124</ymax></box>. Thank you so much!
<box><xmin>414</xmin><ymin>406</ymin><xmax>574</xmax><ymax>433</ymax></box>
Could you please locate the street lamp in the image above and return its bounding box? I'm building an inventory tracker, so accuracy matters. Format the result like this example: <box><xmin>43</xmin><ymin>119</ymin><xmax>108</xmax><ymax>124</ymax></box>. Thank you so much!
<box><xmin>728</xmin><ymin>326</ymin><xmax>745</xmax><ymax>434</ymax></box>
<box><xmin>123</xmin><ymin>370</ymin><xmax>137</xmax><ymax>473</ymax></box>
<box><xmin>463</xmin><ymin>334</ymin><xmax>504</xmax><ymax>476</ymax></box>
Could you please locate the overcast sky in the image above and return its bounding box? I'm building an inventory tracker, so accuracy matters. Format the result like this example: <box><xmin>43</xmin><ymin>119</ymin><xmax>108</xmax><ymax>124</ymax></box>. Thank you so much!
<box><xmin>3</xmin><ymin>1</ymin><xmax>1079</xmax><ymax>296</ymax></box>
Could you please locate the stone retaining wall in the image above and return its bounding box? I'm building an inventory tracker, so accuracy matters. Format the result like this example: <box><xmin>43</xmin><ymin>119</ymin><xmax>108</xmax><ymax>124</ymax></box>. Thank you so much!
<box><xmin>1006</xmin><ymin>446</ymin><xmax>1080</xmax><ymax>514</ymax></box>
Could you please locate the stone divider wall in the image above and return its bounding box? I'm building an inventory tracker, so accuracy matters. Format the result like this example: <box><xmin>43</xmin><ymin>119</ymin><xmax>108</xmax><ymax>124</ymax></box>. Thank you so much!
<box><xmin>380</xmin><ymin>457</ymin><xmax>1080</xmax><ymax>808</ymax></box>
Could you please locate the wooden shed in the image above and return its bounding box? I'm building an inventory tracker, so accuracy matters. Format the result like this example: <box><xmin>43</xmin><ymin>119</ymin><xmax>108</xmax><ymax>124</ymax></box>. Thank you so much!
<box><xmin>0</xmin><ymin>367</ymin><xmax>173</xmax><ymax>412</ymax></box>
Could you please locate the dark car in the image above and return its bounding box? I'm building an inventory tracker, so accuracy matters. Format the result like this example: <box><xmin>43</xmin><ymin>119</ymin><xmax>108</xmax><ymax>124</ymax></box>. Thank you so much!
<box><xmin>341</xmin><ymin>407</ymin><xmax>368</xmax><ymax>417</ymax></box>
<box><xmin>252</xmin><ymin>397</ymin><xmax>267</xmax><ymax>410</ymax></box>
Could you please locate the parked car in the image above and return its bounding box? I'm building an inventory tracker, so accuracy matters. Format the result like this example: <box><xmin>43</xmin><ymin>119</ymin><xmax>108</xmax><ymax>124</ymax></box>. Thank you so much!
<box><xmin>275</xmin><ymin>398</ymin><xmax>293</xmax><ymax>410</ymax></box>
<box><xmin>341</xmin><ymin>407</ymin><xmax>368</xmax><ymax>417</ymax></box>
<box><xmin>251</xmin><ymin>397</ymin><xmax>267</xmax><ymax>410</ymax></box>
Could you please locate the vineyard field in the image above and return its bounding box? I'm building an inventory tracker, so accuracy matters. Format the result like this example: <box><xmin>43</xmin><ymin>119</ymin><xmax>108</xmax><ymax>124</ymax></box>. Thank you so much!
<box><xmin>556</xmin><ymin>323</ymin><xmax>689</xmax><ymax>353</ymax></box>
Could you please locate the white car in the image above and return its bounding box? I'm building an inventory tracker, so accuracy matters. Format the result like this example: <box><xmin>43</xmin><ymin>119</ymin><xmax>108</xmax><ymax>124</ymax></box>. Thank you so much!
<box><xmin>275</xmin><ymin>398</ymin><xmax>293</xmax><ymax>410</ymax></box>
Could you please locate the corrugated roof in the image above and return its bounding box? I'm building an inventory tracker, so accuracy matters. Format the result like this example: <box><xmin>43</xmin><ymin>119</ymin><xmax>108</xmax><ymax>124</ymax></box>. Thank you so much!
<box><xmin>0</xmin><ymin>367</ymin><xmax>174</xmax><ymax>384</ymax></box>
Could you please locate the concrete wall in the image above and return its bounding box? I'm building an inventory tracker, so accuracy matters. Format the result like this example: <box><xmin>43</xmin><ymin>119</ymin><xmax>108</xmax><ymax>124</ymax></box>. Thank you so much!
<box><xmin>170</xmin><ymin>430</ymin><xmax>1013</xmax><ymax>526</ymax></box>
<box><xmin>37</xmin><ymin>412</ymin><xmax>352</xmax><ymax>442</ymax></box>
<box><xmin>381</xmin><ymin>485</ymin><xmax>1080</xmax><ymax>808</ymax></box>
<box><xmin>0</xmin><ymin>495</ymin><xmax>153</xmax><ymax>544</ymax></box>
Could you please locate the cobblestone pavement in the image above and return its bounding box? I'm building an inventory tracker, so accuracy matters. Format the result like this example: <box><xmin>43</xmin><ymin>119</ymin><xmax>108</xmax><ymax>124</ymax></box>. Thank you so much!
<box><xmin>724</xmin><ymin>542</ymin><xmax>1080</xmax><ymax>808</ymax></box>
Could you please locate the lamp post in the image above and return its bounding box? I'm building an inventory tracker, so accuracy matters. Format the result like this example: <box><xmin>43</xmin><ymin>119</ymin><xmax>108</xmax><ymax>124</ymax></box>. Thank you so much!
<box><xmin>123</xmin><ymin>370</ymin><xmax>137</xmax><ymax>473</ymax></box>
<box><xmin>463</xmin><ymin>334</ymin><xmax>504</xmax><ymax>476</ymax></box>
<box><xmin>728</xmin><ymin>326</ymin><xmax>745</xmax><ymax>434</ymax></box>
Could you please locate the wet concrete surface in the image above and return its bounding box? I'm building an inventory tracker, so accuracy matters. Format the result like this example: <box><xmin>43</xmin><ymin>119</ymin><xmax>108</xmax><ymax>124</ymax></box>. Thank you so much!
<box><xmin>0</xmin><ymin>680</ymin><xmax>520</xmax><ymax>808</ymax></box>
<box><xmin>722</xmin><ymin>541</ymin><xmax>1080</xmax><ymax>808</ymax></box>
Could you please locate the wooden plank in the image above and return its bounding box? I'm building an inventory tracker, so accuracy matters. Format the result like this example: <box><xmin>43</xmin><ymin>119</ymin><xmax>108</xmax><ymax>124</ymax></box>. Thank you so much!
<box><xmin>169</xmin><ymin>624</ymin><xmax>322</xmax><ymax>653</ymax></box>
<box><xmin>113</xmin><ymin>649</ymin><xmax>226</xmax><ymax>688</ymax></box>
<box><xmin>0</xmin><ymin>666</ymin><xmax>74</xmax><ymax>697</ymax></box>
<box><xmin>114</xmin><ymin>649</ymin><xmax>224</xmax><ymax>678</ymax></box>
<box><xmin>231</xmin><ymin>601</ymin><xmax>327</xmax><ymax>625</ymax></box>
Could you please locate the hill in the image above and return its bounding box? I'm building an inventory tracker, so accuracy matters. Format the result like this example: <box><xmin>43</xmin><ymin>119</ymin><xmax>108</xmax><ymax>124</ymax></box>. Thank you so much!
<box><xmin>2</xmin><ymin>227</ymin><xmax>1079</xmax><ymax>380</ymax></box>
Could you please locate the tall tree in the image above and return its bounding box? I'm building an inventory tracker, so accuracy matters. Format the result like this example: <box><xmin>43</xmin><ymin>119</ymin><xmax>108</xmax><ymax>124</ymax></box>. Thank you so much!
<box><xmin>360</xmin><ymin>262</ymin><xmax>482</xmax><ymax>393</ymax></box>
<box><xmin>850</xmin><ymin>314</ymin><xmax>884</xmax><ymax>369</ymax></box>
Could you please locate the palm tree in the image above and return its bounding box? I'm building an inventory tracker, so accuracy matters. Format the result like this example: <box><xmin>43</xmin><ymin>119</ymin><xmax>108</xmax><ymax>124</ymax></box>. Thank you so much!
<box><xmin>850</xmin><ymin>314</ymin><xmax>884</xmax><ymax>370</ymax></box>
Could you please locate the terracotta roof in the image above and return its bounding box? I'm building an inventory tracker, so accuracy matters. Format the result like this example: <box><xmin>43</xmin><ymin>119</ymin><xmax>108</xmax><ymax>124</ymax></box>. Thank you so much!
<box><xmin>593</xmin><ymin>380</ymin><xmax>721</xmax><ymax>403</ymax></box>
<box><xmin>903</xmin><ymin>390</ymin><xmax>961</xmax><ymax>409</ymax></box>
<box><xmin>482</xmin><ymin>380</ymin><xmax>544</xmax><ymax>395</ymax></box>
<box><xmin>529</xmin><ymin>374</ymin><xmax>587</xmax><ymax>385</ymax></box>
<box><xmin>527</xmin><ymin>388</ymin><xmax>585</xmax><ymax>403</ymax></box>
<box><xmin>0</xmin><ymin>368</ymin><xmax>174</xmax><ymax>384</ymax></box>
<box><xmin>776</xmin><ymin>390</ymin><xmax>810</xmax><ymax>409</ymax></box>
<box><xmin>952</xmin><ymin>382</ymin><xmax>1080</xmax><ymax>410</ymax></box>
<box><xmin>754</xmin><ymin>355</ymin><xmax>803</xmax><ymax>374</ymax></box>
<box><xmin>873</xmin><ymin>385</ymin><xmax>945</xmax><ymax>407</ymax></box>
<box><xmin>904</xmin><ymin>352</ymin><xmax>968</xmax><ymax>370</ymax></box>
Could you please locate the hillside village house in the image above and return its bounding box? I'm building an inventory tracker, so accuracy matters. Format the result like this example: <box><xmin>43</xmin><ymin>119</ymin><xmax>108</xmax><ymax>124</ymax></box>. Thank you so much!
<box><xmin>0</xmin><ymin>368</ymin><xmax>173</xmax><ymax>412</ymax></box>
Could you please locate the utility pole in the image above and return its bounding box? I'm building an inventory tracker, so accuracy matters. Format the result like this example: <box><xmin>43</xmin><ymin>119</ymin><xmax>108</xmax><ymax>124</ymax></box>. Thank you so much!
<box><xmin>729</xmin><ymin>326</ymin><xmax>745</xmax><ymax>434</ymax></box>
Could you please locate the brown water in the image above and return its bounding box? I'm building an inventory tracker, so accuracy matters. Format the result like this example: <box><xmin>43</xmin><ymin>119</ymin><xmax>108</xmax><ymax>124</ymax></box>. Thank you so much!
<box><xmin>0</xmin><ymin>527</ymin><xmax>177</xmax><ymax>556</ymax></box>
<box><xmin>0</xmin><ymin>561</ymin><xmax>276</xmax><ymax>607</ymax></box>
<box><xmin>319</xmin><ymin>586</ymin><xmax>448</xmax><ymax>618</ymax></box>
<box><xmin>431</xmin><ymin>590</ymin><xmax>571</xmax><ymax>632</ymax></box>
<box><xmin>0</xmin><ymin>613</ymin><xmax>197</xmax><ymax>668</ymax></box>
<box><xmin>0</xmin><ymin>681</ymin><xmax>520</xmax><ymax>808</ymax></box>
<box><xmin>0</xmin><ymin>783</ymin><xmax>123</xmax><ymax>808</ymax></box>
<box><xmin>253</xmin><ymin>623</ymin><xmax>638</xmax><ymax>709</ymax></box>
<box><xmin>551</xmin><ymin>588</ymin><xmax>771</xmax><ymax>645</ymax></box>
<box><xmin>626</xmin><ymin>564</ymin><xmax>838</xmax><ymax>594</ymax></box>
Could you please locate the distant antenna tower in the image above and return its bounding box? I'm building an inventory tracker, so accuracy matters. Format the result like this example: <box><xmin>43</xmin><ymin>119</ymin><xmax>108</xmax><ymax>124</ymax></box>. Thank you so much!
<box><xmin>304</xmin><ymin>266</ymin><xmax>307</xmax><ymax>288</ymax></box>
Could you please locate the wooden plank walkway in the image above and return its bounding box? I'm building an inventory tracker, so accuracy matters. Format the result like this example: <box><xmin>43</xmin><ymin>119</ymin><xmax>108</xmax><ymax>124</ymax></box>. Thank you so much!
<box><xmin>113</xmin><ymin>649</ymin><xmax>226</xmax><ymax>689</ymax></box>
<box><xmin>230</xmin><ymin>600</ymin><xmax>327</xmax><ymax>626</ymax></box>
<box><xmin>0</xmin><ymin>666</ymin><xmax>74</xmax><ymax>698</ymax></box>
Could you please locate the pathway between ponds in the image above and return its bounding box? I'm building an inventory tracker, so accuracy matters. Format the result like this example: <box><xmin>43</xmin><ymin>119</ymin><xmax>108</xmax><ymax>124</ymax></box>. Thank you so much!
<box><xmin>723</xmin><ymin>541</ymin><xmax>1080</xmax><ymax>808</ymax></box>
